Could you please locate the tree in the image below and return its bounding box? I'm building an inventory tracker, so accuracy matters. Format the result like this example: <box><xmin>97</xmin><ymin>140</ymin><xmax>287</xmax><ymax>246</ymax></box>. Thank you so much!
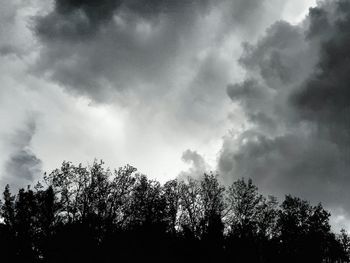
<box><xmin>178</xmin><ymin>177</ymin><xmax>203</xmax><ymax>238</ymax></box>
<box><xmin>277</xmin><ymin>195</ymin><xmax>336</xmax><ymax>263</ymax></box>
<box><xmin>0</xmin><ymin>160</ymin><xmax>347</xmax><ymax>263</ymax></box>
<box><xmin>339</xmin><ymin>229</ymin><xmax>350</xmax><ymax>260</ymax></box>
<box><xmin>1</xmin><ymin>184</ymin><xmax>15</xmax><ymax>227</ymax></box>
<box><xmin>0</xmin><ymin>185</ymin><xmax>16</xmax><ymax>261</ymax></box>
<box><xmin>104</xmin><ymin>165</ymin><xmax>137</xmax><ymax>229</ymax></box>
<box><xmin>225</xmin><ymin>178</ymin><xmax>265</xmax><ymax>237</ymax></box>
<box><xmin>162</xmin><ymin>179</ymin><xmax>180</xmax><ymax>234</ymax></box>
<box><xmin>199</xmin><ymin>173</ymin><xmax>225</xmax><ymax>240</ymax></box>
<box><xmin>126</xmin><ymin>174</ymin><xmax>166</xmax><ymax>228</ymax></box>
<box><xmin>224</xmin><ymin>178</ymin><xmax>279</xmax><ymax>263</ymax></box>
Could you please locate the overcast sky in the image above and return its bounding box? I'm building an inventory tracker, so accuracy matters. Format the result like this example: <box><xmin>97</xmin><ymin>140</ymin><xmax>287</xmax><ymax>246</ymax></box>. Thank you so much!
<box><xmin>2</xmin><ymin>0</ymin><xmax>350</xmax><ymax>230</ymax></box>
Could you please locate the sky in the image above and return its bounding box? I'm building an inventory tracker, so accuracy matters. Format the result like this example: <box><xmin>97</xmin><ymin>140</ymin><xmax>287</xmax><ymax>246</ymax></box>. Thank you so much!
<box><xmin>2</xmin><ymin>0</ymin><xmax>350</xmax><ymax>230</ymax></box>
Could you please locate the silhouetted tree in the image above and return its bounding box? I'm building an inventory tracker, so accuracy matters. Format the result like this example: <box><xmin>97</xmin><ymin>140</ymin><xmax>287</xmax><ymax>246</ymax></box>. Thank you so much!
<box><xmin>162</xmin><ymin>179</ymin><xmax>180</xmax><ymax>234</ymax></box>
<box><xmin>0</xmin><ymin>184</ymin><xmax>16</xmax><ymax>261</ymax></box>
<box><xmin>224</xmin><ymin>178</ymin><xmax>278</xmax><ymax>262</ymax></box>
<box><xmin>1</xmin><ymin>184</ymin><xmax>15</xmax><ymax>227</ymax></box>
<box><xmin>0</xmin><ymin>161</ymin><xmax>348</xmax><ymax>263</ymax></box>
<box><xmin>178</xmin><ymin>177</ymin><xmax>204</xmax><ymax>238</ymax></box>
<box><xmin>339</xmin><ymin>229</ymin><xmax>350</xmax><ymax>261</ymax></box>
<box><xmin>277</xmin><ymin>195</ymin><xmax>337</xmax><ymax>263</ymax></box>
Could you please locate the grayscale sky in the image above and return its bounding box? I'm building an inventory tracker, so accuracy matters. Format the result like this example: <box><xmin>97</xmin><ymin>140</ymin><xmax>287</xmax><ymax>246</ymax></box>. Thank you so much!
<box><xmin>2</xmin><ymin>0</ymin><xmax>350</xmax><ymax>230</ymax></box>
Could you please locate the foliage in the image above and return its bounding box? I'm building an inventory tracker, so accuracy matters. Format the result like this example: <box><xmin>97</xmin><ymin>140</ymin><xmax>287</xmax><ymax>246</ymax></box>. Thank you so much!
<box><xmin>0</xmin><ymin>161</ymin><xmax>348</xmax><ymax>263</ymax></box>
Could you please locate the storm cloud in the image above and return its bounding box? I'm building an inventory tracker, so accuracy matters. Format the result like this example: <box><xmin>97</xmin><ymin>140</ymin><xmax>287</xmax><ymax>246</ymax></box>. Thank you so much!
<box><xmin>34</xmin><ymin>0</ymin><xmax>217</xmax><ymax>101</ymax></box>
<box><xmin>3</xmin><ymin>0</ymin><xmax>341</xmax><ymax>227</ymax></box>
<box><xmin>2</xmin><ymin>121</ymin><xmax>42</xmax><ymax>188</ymax></box>
<box><xmin>32</xmin><ymin>0</ymin><xmax>297</xmax><ymax>104</ymax></box>
<box><xmin>27</xmin><ymin>0</ymin><xmax>304</xmax><ymax>181</ymax></box>
<box><xmin>219</xmin><ymin>0</ymin><xmax>350</xmax><ymax>227</ymax></box>
<box><xmin>178</xmin><ymin>149</ymin><xmax>210</xmax><ymax>180</ymax></box>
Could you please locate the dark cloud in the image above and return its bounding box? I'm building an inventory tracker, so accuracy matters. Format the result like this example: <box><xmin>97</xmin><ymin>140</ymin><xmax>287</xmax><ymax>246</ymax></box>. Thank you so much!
<box><xmin>32</xmin><ymin>0</ymin><xmax>281</xmax><ymax>146</ymax></box>
<box><xmin>239</xmin><ymin>21</ymin><xmax>313</xmax><ymax>88</ymax></box>
<box><xmin>32</xmin><ymin>0</ymin><xmax>287</xmax><ymax>103</ymax></box>
<box><xmin>3</xmin><ymin>0</ymin><xmax>288</xmax><ymax>192</ymax></box>
<box><xmin>36</xmin><ymin>0</ymin><xmax>121</xmax><ymax>40</ymax></box>
<box><xmin>4</xmin><ymin>121</ymin><xmax>42</xmax><ymax>185</ymax></box>
<box><xmin>35</xmin><ymin>0</ymin><xmax>213</xmax><ymax>41</ymax></box>
<box><xmin>178</xmin><ymin>149</ymin><xmax>209</xmax><ymax>180</ymax></box>
<box><xmin>33</xmin><ymin>0</ymin><xmax>213</xmax><ymax>101</ymax></box>
<box><xmin>219</xmin><ymin>0</ymin><xmax>350</xmax><ymax>218</ymax></box>
<box><xmin>292</xmin><ymin>1</ymin><xmax>350</xmax><ymax>139</ymax></box>
<box><xmin>6</xmin><ymin>150</ymin><xmax>42</xmax><ymax>181</ymax></box>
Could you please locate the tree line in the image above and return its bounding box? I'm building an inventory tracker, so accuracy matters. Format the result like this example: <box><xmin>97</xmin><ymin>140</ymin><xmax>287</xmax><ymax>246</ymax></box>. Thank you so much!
<box><xmin>0</xmin><ymin>160</ymin><xmax>349</xmax><ymax>263</ymax></box>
